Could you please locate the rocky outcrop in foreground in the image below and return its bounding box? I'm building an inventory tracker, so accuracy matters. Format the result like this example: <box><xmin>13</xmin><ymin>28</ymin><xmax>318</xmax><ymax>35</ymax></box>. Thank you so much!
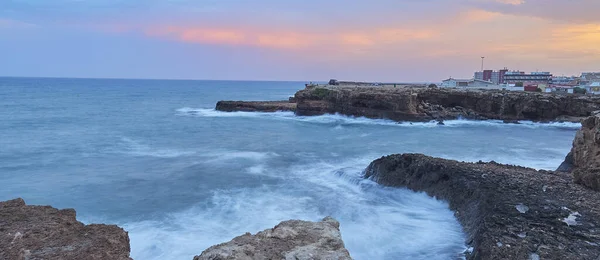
<box><xmin>216</xmin><ymin>85</ymin><xmax>600</xmax><ymax>122</ymax></box>
<box><xmin>195</xmin><ymin>217</ymin><xmax>352</xmax><ymax>260</ymax></box>
<box><xmin>0</xmin><ymin>198</ymin><xmax>131</xmax><ymax>260</ymax></box>
<box><xmin>557</xmin><ymin>113</ymin><xmax>600</xmax><ymax>191</ymax></box>
<box><xmin>365</xmin><ymin>154</ymin><xmax>600</xmax><ymax>260</ymax></box>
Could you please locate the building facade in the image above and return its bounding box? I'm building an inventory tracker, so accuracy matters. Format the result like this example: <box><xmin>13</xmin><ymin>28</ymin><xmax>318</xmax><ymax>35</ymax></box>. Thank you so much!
<box><xmin>441</xmin><ymin>78</ymin><xmax>500</xmax><ymax>88</ymax></box>
<box><xmin>503</xmin><ymin>71</ymin><xmax>552</xmax><ymax>84</ymax></box>
<box><xmin>474</xmin><ymin>68</ymin><xmax>509</xmax><ymax>84</ymax></box>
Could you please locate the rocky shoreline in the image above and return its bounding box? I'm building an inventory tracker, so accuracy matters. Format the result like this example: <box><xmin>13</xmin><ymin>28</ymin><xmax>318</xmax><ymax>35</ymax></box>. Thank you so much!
<box><xmin>216</xmin><ymin>85</ymin><xmax>600</xmax><ymax>123</ymax></box>
<box><xmin>365</xmin><ymin>154</ymin><xmax>600</xmax><ymax>260</ymax></box>
<box><xmin>6</xmin><ymin>88</ymin><xmax>600</xmax><ymax>259</ymax></box>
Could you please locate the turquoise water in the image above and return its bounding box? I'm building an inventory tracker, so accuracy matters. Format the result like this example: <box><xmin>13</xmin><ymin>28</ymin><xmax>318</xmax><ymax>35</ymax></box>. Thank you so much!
<box><xmin>0</xmin><ymin>77</ymin><xmax>578</xmax><ymax>259</ymax></box>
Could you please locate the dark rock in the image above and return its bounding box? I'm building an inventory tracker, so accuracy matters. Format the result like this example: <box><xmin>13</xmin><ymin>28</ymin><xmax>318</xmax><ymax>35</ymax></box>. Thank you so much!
<box><xmin>556</xmin><ymin>151</ymin><xmax>574</xmax><ymax>172</ymax></box>
<box><xmin>194</xmin><ymin>217</ymin><xmax>352</xmax><ymax>260</ymax></box>
<box><xmin>364</xmin><ymin>154</ymin><xmax>600</xmax><ymax>260</ymax></box>
<box><xmin>437</xmin><ymin>120</ymin><xmax>445</xmax><ymax>125</ymax></box>
<box><xmin>216</xmin><ymin>101</ymin><xmax>296</xmax><ymax>113</ymax></box>
<box><xmin>0</xmin><ymin>198</ymin><xmax>131</xmax><ymax>260</ymax></box>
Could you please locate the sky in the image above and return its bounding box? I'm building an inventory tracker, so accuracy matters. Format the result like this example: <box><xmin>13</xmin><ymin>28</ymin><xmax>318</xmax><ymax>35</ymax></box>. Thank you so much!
<box><xmin>0</xmin><ymin>0</ymin><xmax>599</xmax><ymax>81</ymax></box>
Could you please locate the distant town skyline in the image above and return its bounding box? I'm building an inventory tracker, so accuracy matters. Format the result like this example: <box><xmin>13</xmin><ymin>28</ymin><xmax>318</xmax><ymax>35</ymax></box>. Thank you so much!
<box><xmin>1</xmin><ymin>0</ymin><xmax>599</xmax><ymax>82</ymax></box>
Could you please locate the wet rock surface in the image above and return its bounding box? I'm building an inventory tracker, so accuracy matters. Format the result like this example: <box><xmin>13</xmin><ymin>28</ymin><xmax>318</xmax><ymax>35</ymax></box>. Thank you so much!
<box><xmin>365</xmin><ymin>154</ymin><xmax>600</xmax><ymax>260</ymax></box>
<box><xmin>0</xmin><ymin>198</ymin><xmax>131</xmax><ymax>260</ymax></box>
<box><xmin>194</xmin><ymin>217</ymin><xmax>352</xmax><ymax>260</ymax></box>
<box><xmin>216</xmin><ymin>100</ymin><xmax>296</xmax><ymax>112</ymax></box>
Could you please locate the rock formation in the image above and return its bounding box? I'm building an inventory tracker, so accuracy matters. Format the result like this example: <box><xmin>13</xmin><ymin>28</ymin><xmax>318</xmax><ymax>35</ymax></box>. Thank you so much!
<box><xmin>216</xmin><ymin>85</ymin><xmax>600</xmax><ymax>122</ymax></box>
<box><xmin>216</xmin><ymin>100</ymin><xmax>296</xmax><ymax>113</ymax></box>
<box><xmin>364</xmin><ymin>154</ymin><xmax>600</xmax><ymax>260</ymax></box>
<box><xmin>0</xmin><ymin>198</ymin><xmax>131</xmax><ymax>260</ymax></box>
<box><xmin>557</xmin><ymin>112</ymin><xmax>600</xmax><ymax>190</ymax></box>
<box><xmin>194</xmin><ymin>217</ymin><xmax>352</xmax><ymax>260</ymax></box>
<box><xmin>294</xmin><ymin>86</ymin><xmax>600</xmax><ymax>122</ymax></box>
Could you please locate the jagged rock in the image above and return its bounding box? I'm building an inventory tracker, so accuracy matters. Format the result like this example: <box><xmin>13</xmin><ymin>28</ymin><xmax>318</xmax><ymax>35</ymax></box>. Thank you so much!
<box><xmin>194</xmin><ymin>217</ymin><xmax>352</xmax><ymax>260</ymax></box>
<box><xmin>0</xmin><ymin>198</ymin><xmax>131</xmax><ymax>260</ymax></box>
<box><xmin>216</xmin><ymin>101</ymin><xmax>296</xmax><ymax>112</ymax></box>
<box><xmin>364</xmin><ymin>154</ymin><xmax>600</xmax><ymax>260</ymax></box>
<box><xmin>558</xmin><ymin>114</ymin><xmax>600</xmax><ymax>190</ymax></box>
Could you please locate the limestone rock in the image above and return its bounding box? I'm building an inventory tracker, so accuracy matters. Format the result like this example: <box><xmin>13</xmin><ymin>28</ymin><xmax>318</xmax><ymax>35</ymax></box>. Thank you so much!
<box><xmin>365</xmin><ymin>154</ymin><xmax>600</xmax><ymax>260</ymax></box>
<box><xmin>0</xmin><ymin>198</ymin><xmax>131</xmax><ymax>260</ymax></box>
<box><xmin>558</xmin><ymin>113</ymin><xmax>600</xmax><ymax>190</ymax></box>
<box><xmin>194</xmin><ymin>217</ymin><xmax>352</xmax><ymax>260</ymax></box>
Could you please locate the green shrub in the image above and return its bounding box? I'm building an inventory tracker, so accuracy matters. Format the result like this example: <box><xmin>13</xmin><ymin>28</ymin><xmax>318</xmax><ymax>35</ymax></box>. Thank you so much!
<box><xmin>515</xmin><ymin>82</ymin><xmax>524</xmax><ymax>87</ymax></box>
<box><xmin>313</xmin><ymin>88</ymin><xmax>331</xmax><ymax>99</ymax></box>
<box><xmin>574</xmin><ymin>87</ymin><xmax>587</xmax><ymax>94</ymax></box>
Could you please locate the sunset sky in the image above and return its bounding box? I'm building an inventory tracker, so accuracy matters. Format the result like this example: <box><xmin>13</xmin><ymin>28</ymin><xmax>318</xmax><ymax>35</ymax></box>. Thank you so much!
<box><xmin>1</xmin><ymin>0</ymin><xmax>599</xmax><ymax>81</ymax></box>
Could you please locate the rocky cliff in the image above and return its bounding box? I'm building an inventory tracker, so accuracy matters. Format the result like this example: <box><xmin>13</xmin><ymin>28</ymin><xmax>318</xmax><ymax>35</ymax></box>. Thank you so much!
<box><xmin>0</xmin><ymin>198</ymin><xmax>131</xmax><ymax>260</ymax></box>
<box><xmin>365</xmin><ymin>154</ymin><xmax>600</xmax><ymax>260</ymax></box>
<box><xmin>195</xmin><ymin>217</ymin><xmax>352</xmax><ymax>260</ymax></box>
<box><xmin>557</xmin><ymin>112</ymin><xmax>600</xmax><ymax>191</ymax></box>
<box><xmin>294</xmin><ymin>86</ymin><xmax>600</xmax><ymax>122</ymax></box>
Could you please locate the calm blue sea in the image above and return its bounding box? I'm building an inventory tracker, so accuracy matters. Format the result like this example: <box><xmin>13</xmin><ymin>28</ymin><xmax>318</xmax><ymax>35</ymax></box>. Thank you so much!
<box><xmin>0</xmin><ymin>77</ymin><xmax>579</xmax><ymax>259</ymax></box>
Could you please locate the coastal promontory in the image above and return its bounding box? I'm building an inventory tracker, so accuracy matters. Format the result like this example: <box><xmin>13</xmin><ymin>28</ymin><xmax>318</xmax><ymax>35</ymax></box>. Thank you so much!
<box><xmin>216</xmin><ymin>84</ymin><xmax>600</xmax><ymax>122</ymax></box>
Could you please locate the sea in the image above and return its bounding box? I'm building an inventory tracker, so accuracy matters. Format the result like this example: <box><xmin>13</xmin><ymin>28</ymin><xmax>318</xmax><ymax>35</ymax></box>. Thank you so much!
<box><xmin>0</xmin><ymin>77</ymin><xmax>579</xmax><ymax>260</ymax></box>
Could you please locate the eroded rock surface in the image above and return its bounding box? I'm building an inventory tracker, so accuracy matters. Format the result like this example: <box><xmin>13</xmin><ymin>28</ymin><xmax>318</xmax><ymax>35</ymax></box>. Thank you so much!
<box><xmin>294</xmin><ymin>86</ymin><xmax>599</xmax><ymax>122</ymax></box>
<box><xmin>558</xmin><ymin>113</ymin><xmax>600</xmax><ymax>190</ymax></box>
<box><xmin>194</xmin><ymin>217</ymin><xmax>352</xmax><ymax>260</ymax></box>
<box><xmin>216</xmin><ymin>100</ymin><xmax>296</xmax><ymax>112</ymax></box>
<box><xmin>0</xmin><ymin>198</ymin><xmax>131</xmax><ymax>260</ymax></box>
<box><xmin>365</xmin><ymin>154</ymin><xmax>600</xmax><ymax>260</ymax></box>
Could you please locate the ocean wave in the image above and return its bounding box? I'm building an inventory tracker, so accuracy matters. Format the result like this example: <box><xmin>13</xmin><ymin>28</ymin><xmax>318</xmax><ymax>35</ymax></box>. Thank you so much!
<box><xmin>112</xmin><ymin>137</ymin><xmax>278</xmax><ymax>161</ymax></box>
<box><xmin>176</xmin><ymin>108</ymin><xmax>581</xmax><ymax>130</ymax></box>
<box><xmin>125</xmin><ymin>155</ymin><xmax>467</xmax><ymax>260</ymax></box>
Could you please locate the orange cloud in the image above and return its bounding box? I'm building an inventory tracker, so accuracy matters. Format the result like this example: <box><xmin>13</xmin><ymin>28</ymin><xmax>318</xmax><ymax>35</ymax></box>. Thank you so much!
<box><xmin>144</xmin><ymin>25</ymin><xmax>438</xmax><ymax>50</ymax></box>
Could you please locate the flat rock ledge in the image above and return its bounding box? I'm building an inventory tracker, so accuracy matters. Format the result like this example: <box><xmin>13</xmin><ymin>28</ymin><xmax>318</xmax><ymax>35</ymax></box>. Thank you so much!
<box><xmin>216</xmin><ymin>100</ymin><xmax>296</xmax><ymax>113</ymax></box>
<box><xmin>194</xmin><ymin>217</ymin><xmax>352</xmax><ymax>260</ymax></box>
<box><xmin>365</xmin><ymin>154</ymin><xmax>600</xmax><ymax>260</ymax></box>
<box><xmin>0</xmin><ymin>198</ymin><xmax>131</xmax><ymax>260</ymax></box>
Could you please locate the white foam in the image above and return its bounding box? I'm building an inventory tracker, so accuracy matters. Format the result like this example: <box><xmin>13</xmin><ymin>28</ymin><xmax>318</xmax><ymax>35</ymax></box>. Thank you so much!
<box><xmin>125</xmin><ymin>155</ymin><xmax>467</xmax><ymax>260</ymax></box>
<box><xmin>176</xmin><ymin>108</ymin><xmax>581</xmax><ymax>130</ymax></box>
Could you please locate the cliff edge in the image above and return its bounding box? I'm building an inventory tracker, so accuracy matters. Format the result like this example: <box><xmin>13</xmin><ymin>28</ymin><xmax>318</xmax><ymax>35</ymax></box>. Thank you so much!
<box><xmin>294</xmin><ymin>86</ymin><xmax>600</xmax><ymax>122</ymax></box>
<box><xmin>365</xmin><ymin>154</ymin><xmax>600</xmax><ymax>260</ymax></box>
<box><xmin>216</xmin><ymin>85</ymin><xmax>600</xmax><ymax>122</ymax></box>
<box><xmin>0</xmin><ymin>198</ymin><xmax>131</xmax><ymax>260</ymax></box>
<box><xmin>195</xmin><ymin>217</ymin><xmax>352</xmax><ymax>260</ymax></box>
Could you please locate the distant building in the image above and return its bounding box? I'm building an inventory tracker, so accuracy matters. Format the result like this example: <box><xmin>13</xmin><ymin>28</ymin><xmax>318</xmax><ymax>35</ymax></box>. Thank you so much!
<box><xmin>581</xmin><ymin>72</ymin><xmax>600</xmax><ymax>85</ymax></box>
<box><xmin>550</xmin><ymin>76</ymin><xmax>579</xmax><ymax>86</ymax></box>
<box><xmin>503</xmin><ymin>71</ymin><xmax>552</xmax><ymax>84</ymax></box>
<box><xmin>441</xmin><ymin>78</ymin><xmax>500</xmax><ymax>88</ymax></box>
<box><xmin>474</xmin><ymin>68</ymin><xmax>509</xmax><ymax>84</ymax></box>
<box><xmin>586</xmin><ymin>82</ymin><xmax>600</xmax><ymax>94</ymax></box>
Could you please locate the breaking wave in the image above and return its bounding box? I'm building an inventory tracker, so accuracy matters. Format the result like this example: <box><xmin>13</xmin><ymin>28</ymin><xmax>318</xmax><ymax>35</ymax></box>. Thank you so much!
<box><xmin>176</xmin><ymin>108</ymin><xmax>581</xmax><ymax>130</ymax></box>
